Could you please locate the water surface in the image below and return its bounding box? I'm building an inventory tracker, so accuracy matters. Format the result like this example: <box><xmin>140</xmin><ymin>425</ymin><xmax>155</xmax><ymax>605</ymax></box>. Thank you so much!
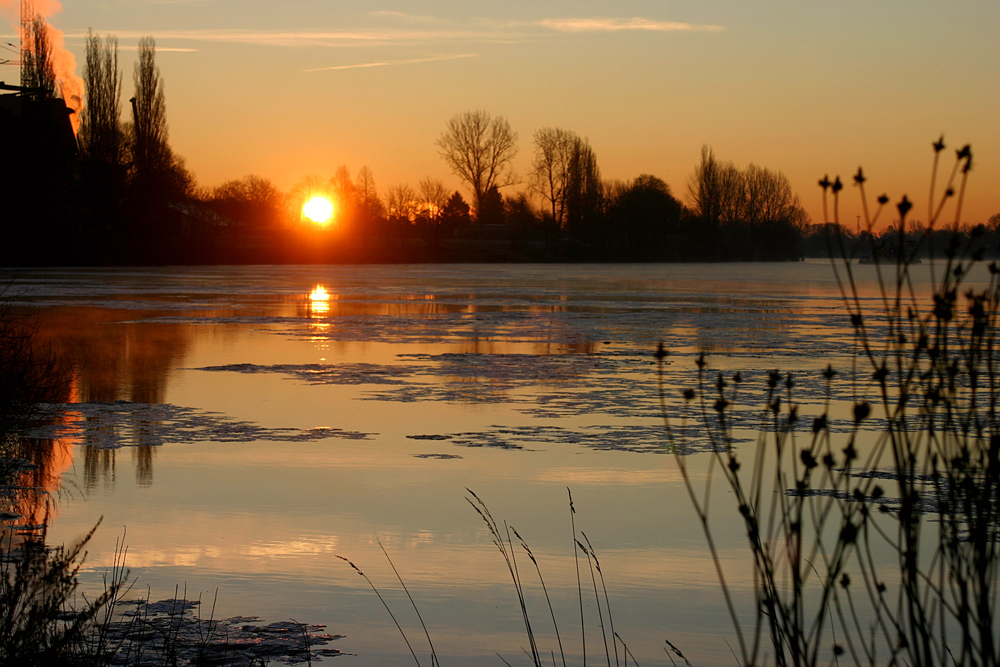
<box><xmin>4</xmin><ymin>261</ymin><xmax>977</xmax><ymax>666</ymax></box>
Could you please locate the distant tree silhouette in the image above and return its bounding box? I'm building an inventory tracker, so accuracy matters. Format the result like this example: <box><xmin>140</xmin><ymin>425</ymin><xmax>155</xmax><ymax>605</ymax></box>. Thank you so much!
<box><xmin>605</xmin><ymin>175</ymin><xmax>682</xmax><ymax>259</ymax></box>
<box><xmin>418</xmin><ymin>178</ymin><xmax>450</xmax><ymax>224</ymax></box>
<box><xmin>21</xmin><ymin>15</ymin><xmax>56</xmax><ymax>96</ymax></box>
<box><xmin>207</xmin><ymin>175</ymin><xmax>285</xmax><ymax>229</ymax></box>
<box><xmin>81</xmin><ymin>31</ymin><xmax>124</xmax><ymax>166</ymax></box>
<box><xmin>440</xmin><ymin>191</ymin><xmax>472</xmax><ymax>230</ymax></box>
<box><xmin>78</xmin><ymin>31</ymin><xmax>126</xmax><ymax>238</ymax></box>
<box><xmin>355</xmin><ymin>166</ymin><xmax>378</xmax><ymax>210</ymax></box>
<box><xmin>385</xmin><ymin>183</ymin><xmax>418</xmax><ymax>223</ymax></box>
<box><xmin>688</xmin><ymin>145</ymin><xmax>807</xmax><ymax>259</ymax></box>
<box><xmin>504</xmin><ymin>192</ymin><xmax>546</xmax><ymax>252</ymax></box>
<box><xmin>131</xmin><ymin>37</ymin><xmax>169</xmax><ymax>179</ymax></box>
<box><xmin>436</xmin><ymin>110</ymin><xmax>518</xmax><ymax>217</ymax></box>
<box><xmin>529</xmin><ymin>127</ymin><xmax>576</xmax><ymax>227</ymax></box>
<box><xmin>331</xmin><ymin>165</ymin><xmax>354</xmax><ymax>194</ymax></box>
<box><xmin>329</xmin><ymin>165</ymin><xmax>357</xmax><ymax>230</ymax></box>
<box><xmin>477</xmin><ymin>185</ymin><xmax>505</xmax><ymax>227</ymax></box>
<box><xmin>347</xmin><ymin>166</ymin><xmax>382</xmax><ymax>236</ymax></box>
<box><xmin>288</xmin><ymin>175</ymin><xmax>330</xmax><ymax>224</ymax></box>
<box><xmin>127</xmin><ymin>36</ymin><xmax>193</xmax><ymax>250</ymax></box>
<box><xmin>688</xmin><ymin>146</ymin><xmax>739</xmax><ymax>225</ymax></box>
<box><xmin>565</xmin><ymin>138</ymin><xmax>602</xmax><ymax>241</ymax></box>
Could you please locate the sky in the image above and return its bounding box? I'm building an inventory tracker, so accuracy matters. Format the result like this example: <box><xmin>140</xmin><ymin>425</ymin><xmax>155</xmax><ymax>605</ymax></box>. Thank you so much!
<box><xmin>3</xmin><ymin>0</ymin><xmax>998</xmax><ymax>228</ymax></box>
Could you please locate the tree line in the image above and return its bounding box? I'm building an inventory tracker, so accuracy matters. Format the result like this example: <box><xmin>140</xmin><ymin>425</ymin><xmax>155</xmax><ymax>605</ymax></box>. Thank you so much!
<box><xmin>5</xmin><ymin>31</ymin><xmax>996</xmax><ymax>265</ymax></box>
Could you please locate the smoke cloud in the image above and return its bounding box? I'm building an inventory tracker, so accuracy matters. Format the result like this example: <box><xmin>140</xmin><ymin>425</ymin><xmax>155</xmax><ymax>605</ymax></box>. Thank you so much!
<box><xmin>0</xmin><ymin>0</ymin><xmax>85</xmax><ymax>132</ymax></box>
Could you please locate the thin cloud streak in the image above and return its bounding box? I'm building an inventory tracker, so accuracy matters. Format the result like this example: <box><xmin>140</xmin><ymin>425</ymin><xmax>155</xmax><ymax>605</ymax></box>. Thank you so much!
<box><xmin>98</xmin><ymin>28</ymin><xmax>511</xmax><ymax>48</ymax></box>
<box><xmin>304</xmin><ymin>53</ymin><xmax>478</xmax><ymax>72</ymax></box>
<box><xmin>85</xmin><ymin>16</ymin><xmax>721</xmax><ymax>49</ymax></box>
<box><xmin>369</xmin><ymin>10</ymin><xmax>441</xmax><ymax>24</ymax></box>
<box><xmin>537</xmin><ymin>17</ymin><xmax>724</xmax><ymax>32</ymax></box>
<box><xmin>117</xmin><ymin>45</ymin><xmax>200</xmax><ymax>52</ymax></box>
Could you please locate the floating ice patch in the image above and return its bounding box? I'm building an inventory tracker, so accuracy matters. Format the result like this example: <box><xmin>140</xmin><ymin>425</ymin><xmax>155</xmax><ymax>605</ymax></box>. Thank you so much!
<box><xmin>25</xmin><ymin>402</ymin><xmax>373</xmax><ymax>449</ymax></box>
<box><xmin>408</xmin><ymin>423</ymin><xmax>724</xmax><ymax>455</ymax></box>
<box><xmin>193</xmin><ymin>362</ymin><xmax>414</xmax><ymax>385</ymax></box>
<box><xmin>96</xmin><ymin>596</ymin><xmax>349</xmax><ymax>665</ymax></box>
<box><xmin>397</xmin><ymin>352</ymin><xmax>610</xmax><ymax>384</ymax></box>
<box><xmin>189</xmin><ymin>351</ymin><xmax>886</xmax><ymax>439</ymax></box>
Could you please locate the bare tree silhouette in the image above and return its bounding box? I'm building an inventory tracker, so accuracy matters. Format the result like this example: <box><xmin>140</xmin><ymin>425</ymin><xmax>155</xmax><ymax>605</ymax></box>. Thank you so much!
<box><xmin>20</xmin><ymin>15</ymin><xmax>55</xmax><ymax>97</ymax></box>
<box><xmin>529</xmin><ymin>127</ymin><xmax>576</xmax><ymax>227</ymax></box>
<box><xmin>385</xmin><ymin>183</ymin><xmax>418</xmax><ymax>222</ymax></box>
<box><xmin>80</xmin><ymin>30</ymin><xmax>123</xmax><ymax>167</ymax></box>
<box><xmin>130</xmin><ymin>36</ymin><xmax>168</xmax><ymax>177</ymax></box>
<box><xmin>418</xmin><ymin>177</ymin><xmax>449</xmax><ymax>224</ymax></box>
<box><xmin>208</xmin><ymin>175</ymin><xmax>286</xmax><ymax>229</ymax></box>
<box><xmin>688</xmin><ymin>145</ymin><xmax>807</xmax><ymax>258</ymax></box>
<box><xmin>355</xmin><ymin>166</ymin><xmax>378</xmax><ymax>209</ymax></box>
<box><xmin>436</xmin><ymin>110</ymin><xmax>518</xmax><ymax>216</ymax></box>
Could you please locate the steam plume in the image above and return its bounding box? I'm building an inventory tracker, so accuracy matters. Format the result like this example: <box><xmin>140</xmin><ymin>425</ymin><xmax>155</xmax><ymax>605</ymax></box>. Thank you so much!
<box><xmin>0</xmin><ymin>0</ymin><xmax>85</xmax><ymax>132</ymax></box>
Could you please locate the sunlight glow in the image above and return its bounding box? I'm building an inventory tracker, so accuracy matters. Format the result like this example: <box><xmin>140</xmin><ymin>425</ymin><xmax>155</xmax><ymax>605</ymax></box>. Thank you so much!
<box><xmin>309</xmin><ymin>285</ymin><xmax>331</xmax><ymax>316</ymax></box>
<box><xmin>302</xmin><ymin>196</ymin><xmax>334</xmax><ymax>225</ymax></box>
<box><xmin>309</xmin><ymin>286</ymin><xmax>330</xmax><ymax>302</ymax></box>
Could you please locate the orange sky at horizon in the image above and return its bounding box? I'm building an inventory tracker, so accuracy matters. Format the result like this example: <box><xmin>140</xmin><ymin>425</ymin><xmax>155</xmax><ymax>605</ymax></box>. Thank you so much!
<box><xmin>2</xmin><ymin>1</ymin><xmax>997</xmax><ymax>230</ymax></box>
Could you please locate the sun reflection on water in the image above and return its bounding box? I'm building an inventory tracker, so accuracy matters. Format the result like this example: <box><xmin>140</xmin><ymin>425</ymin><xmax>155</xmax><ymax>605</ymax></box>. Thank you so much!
<box><xmin>307</xmin><ymin>286</ymin><xmax>333</xmax><ymax>353</ymax></box>
<box><xmin>308</xmin><ymin>285</ymin><xmax>331</xmax><ymax>315</ymax></box>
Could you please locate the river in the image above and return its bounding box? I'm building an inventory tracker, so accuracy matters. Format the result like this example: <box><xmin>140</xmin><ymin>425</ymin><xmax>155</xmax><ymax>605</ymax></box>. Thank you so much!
<box><xmin>2</xmin><ymin>261</ymin><xmax>980</xmax><ymax>666</ymax></box>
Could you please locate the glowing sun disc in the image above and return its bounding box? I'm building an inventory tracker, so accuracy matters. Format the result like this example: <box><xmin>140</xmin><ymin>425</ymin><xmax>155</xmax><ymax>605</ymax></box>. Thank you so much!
<box><xmin>303</xmin><ymin>196</ymin><xmax>334</xmax><ymax>224</ymax></box>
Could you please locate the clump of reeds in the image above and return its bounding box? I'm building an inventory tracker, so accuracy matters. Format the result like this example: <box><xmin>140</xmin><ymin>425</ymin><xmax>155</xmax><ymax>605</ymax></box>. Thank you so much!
<box><xmin>338</xmin><ymin>488</ymin><xmax>647</xmax><ymax>667</ymax></box>
<box><xmin>465</xmin><ymin>487</ymin><xmax>642</xmax><ymax>666</ymax></box>
<box><xmin>662</xmin><ymin>138</ymin><xmax>997</xmax><ymax>666</ymax></box>
<box><xmin>0</xmin><ymin>522</ymin><xmax>123</xmax><ymax>666</ymax></box>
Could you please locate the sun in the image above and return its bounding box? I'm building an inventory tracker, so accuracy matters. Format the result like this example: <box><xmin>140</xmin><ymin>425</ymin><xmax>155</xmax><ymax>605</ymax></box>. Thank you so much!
<box><xmin>302</xmin><ymin>196</ymin><xmax>334</xmax><ymax>225</ymax></box>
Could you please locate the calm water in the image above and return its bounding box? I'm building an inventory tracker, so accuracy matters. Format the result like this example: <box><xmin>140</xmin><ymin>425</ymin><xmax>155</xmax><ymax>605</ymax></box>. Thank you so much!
<box><xmin>3</xmin><ymin>262</ymin><xmax>983</xmax><ymax>666</ymax></box>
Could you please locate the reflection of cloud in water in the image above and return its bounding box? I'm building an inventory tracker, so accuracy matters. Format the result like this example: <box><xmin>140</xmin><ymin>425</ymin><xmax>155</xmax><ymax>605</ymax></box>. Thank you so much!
<box><xmin>244</xmin><ymin>534</ymin><xmax>341</xmax><ymax>558</ymax></box>
<box><xmin>26</xmin><ymin>402</ymin><xmax>373</xmax><ymax>450</ymax></box>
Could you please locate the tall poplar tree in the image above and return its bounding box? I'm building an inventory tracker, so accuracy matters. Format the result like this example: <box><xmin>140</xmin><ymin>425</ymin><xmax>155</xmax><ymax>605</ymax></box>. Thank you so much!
<box><xmin>81</xmin><ymin>31</ymin><xmax>123</xmax><ymax>167</ymax></box>
<box><xmin>131</xmin><ymin>36</ymin><xmax>169</xmax><ymax>177</ymax></box>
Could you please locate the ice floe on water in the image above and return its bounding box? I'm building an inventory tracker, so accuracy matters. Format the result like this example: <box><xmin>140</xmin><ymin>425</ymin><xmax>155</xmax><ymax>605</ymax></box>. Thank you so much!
<box><xmin>407</xmin><ymin>423</ymin><xmax>726</xmax><ymax>455</ymax></box>
<box><xmin>194</xmin><ymin>362</ymin><xmax>414</xmax><ymax>385</ymax></box>
<box><xmin>93</xmin><ymin>597</ymin><xmax>348</xmax><ymax>665</ymax></box>
<box><xmin>25</xmin><ymin>402</ymin><xmax>373</xmax><ymax>449</ymax></box>
<box><xmin>191</xmin><ymin>352</ymin><xmax>884</xmax><ymax>432</ymax></box>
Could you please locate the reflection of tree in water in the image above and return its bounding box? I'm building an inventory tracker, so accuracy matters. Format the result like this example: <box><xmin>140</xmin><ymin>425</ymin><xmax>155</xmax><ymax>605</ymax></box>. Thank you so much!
<box><xmin>8</xmin><ymin>436</ymin><xmax>75</xmax><ymax>528</ymax></box>
<box><xmin>83</xmin><ymin>447</ymin><xmax>116</xmax><ymax>489</ymax></box>
<box><xmin>1</xmin><ymin>363</ymin><xmax>77</xmax><ymax>555</ymax></box>
<box><xmin>37</xmin><ymin>308</ymin><xmax>192</xmax><ymax>489</ymax></box>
